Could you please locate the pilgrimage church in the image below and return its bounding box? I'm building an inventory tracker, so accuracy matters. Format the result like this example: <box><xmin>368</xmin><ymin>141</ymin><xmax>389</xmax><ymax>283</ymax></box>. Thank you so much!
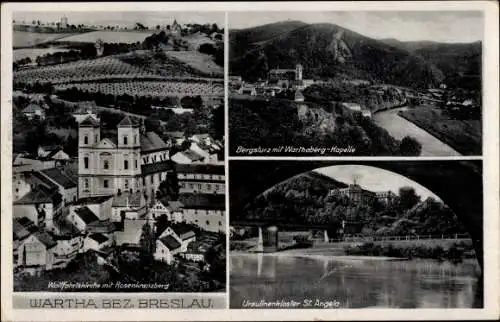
<box><xmin>78</xmin><ymin>115</ymin><xmax>172</xmax><ymax>201</ymax></box>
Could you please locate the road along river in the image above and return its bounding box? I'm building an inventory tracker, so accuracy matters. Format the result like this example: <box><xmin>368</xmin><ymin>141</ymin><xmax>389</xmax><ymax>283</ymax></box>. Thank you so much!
<box><xmin>373</xmin><ymin>107</ymin><xmax>461</xmax><ymax>156</ymax></box>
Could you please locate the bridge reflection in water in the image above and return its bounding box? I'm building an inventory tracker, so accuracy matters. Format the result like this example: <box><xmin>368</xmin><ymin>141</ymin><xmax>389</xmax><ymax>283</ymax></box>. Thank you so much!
<box><xmin>230</xmin><ymin>254</ymin><xmax>480</xmax><ymax>309</ymax></box>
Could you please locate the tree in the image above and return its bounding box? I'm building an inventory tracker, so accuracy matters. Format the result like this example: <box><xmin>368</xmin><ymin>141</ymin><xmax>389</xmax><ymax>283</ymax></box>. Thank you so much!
<box><xmin>399</xmin><ymin>136</ymin><xmax>422</xmax><ymax>156</ymax></box>
<box><xmin>398</xmin><ymin>187</ymin><xmax>421</xmax><ymax>211</ymax></box>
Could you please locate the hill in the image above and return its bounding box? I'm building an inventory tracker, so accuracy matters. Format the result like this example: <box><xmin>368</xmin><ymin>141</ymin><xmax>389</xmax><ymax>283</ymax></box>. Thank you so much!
<box><xmin>380</xmin><ymin>39</ymin><xmax>482</xmax><ymax>89</ymax></box>
<box><xmin>230</xmin><ymin>21</ymin><xmax>481</xmax><ymax>90</ymax></box>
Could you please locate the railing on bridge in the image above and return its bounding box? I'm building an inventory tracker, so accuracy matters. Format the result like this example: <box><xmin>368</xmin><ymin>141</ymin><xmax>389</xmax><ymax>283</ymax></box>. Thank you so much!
<box><xmin>325</xmin><ymin>233</ymin><xmax>470</xmax><ymax>243</ymax></box>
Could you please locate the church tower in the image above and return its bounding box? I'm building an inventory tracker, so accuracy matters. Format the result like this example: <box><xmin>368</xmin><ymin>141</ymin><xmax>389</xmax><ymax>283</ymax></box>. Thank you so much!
<box><xmin>78</xmin><ymin>116</ymin><xmax>101</xmax><ymax>198</ymax></box>
<box><xmin>295</xmin><ymin>64</ymin><xmax>303</xmax><ymax>81</ymax></box>
<box><xmin>116</xmin><ymin>116</ymin><xmax>142</xmax><ymax>194</ymax></box>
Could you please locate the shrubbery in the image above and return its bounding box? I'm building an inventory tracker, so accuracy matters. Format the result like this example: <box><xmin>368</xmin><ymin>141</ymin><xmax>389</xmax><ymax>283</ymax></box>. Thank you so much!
<box><xmin>344</xmin><ymin>241</ymin><xmax>475</xmax><ymax>263</ymax></box>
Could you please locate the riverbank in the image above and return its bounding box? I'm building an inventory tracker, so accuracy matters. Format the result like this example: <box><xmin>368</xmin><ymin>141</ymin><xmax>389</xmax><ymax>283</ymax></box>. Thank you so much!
<box><xmin>398</xmin><ymin>105</ymin><xmax>481</xmax><ymax>155</ymax></box>
<box><xmin>372</xmin><ymin>106</ymin><xmax>461</xmax><ymax>156</ymax></box>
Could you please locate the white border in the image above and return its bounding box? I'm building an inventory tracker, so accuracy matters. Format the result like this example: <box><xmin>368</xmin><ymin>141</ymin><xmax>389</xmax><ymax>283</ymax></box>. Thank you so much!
<box><xmin>2</xmin><ymin>1</ymin><xmax>499</xmax><ymax>321</ymax></box>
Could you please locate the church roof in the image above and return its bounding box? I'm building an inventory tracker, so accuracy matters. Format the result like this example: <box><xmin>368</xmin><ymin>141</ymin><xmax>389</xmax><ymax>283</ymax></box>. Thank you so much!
<box><xmin>117</xmin><ymin>116</ymin><xmax>140</xmax><ymax>128</ymax></box>
<box><xmin>79</xmin><ymin>115</ymin><xmax>100</xmax><ymax>127</ymax></box>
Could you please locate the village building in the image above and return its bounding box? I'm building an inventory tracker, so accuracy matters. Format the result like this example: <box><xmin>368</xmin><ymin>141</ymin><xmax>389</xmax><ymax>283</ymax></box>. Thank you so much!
<box><xmin>178</xmin><ymin>193</ymin><xmax>226</xmax><ymax>233</ymax></box>
<box><xmin>115</xmin><ymin>219</ymin><xmax>148</xmax><ymax>247</ymax></box>
<box><xmin>111</xmin><ymin>191</ymin><xmax>147</xmax><ymax>221</ymax></box>
<box><xmin>22</xmin><ymin>103</ymin><xmax>45</xmax><ymax>120</ymax></box>
<box><xmin>150</xmin><ymin>199</ymin><xmax>184</xmax><ymax>222</ymax></box>
<box><xmin>268</xmin><ymin>64</ymin><xmax>303</xmax><ymax>89</ymax></box>
<box><xmin>13</xmin><ymin>172</ymin><xmax>32</xmax><ymax>201</ymax></box>
<box><xmin>31</xmin><ymin>167</ymin><xmax>78</xmax><ymax>205</ymax></box>
<box><xmin>171</xmin><ymin>150</ymin><xmax>205</xmax><ymax>164</ymax></box>
<box><xmin>165</xmin><ymin>131</ymin><xmax>186</xmax><ymax>146</ymax></box>
<box><xmin>176</xmin><ymin>164</ymin><xmax>225</xmax><ymax>195</ymax></box>
<box><xmin>341</xmin><ymin>102</ymin><xmax>363</xmax><ymax>112</ymax></box>
<box><xmin>16</xmin><ymin>230</ymin><xmax>57</xmax><ymax>274</ymax></box>
<box><xmin>13</xmin><ymin>154</ymin><xmax>56</xmax><ymax>173</ymax></box>
<box><xmin>13</xmin><ymin>186</ymin><xmax>60</xmax><ymax>229</ymax></box>
<box><xmin>154</xmin><ymin>226</ymin><xmax>195</xmax><ymax>264</ymax></box>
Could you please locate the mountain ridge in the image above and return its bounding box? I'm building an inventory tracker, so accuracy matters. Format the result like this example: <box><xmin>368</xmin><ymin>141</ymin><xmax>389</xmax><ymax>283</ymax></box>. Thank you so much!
<box><xmin>230</xmin><ymin>20</ymin><xmax>481</xmax><ymax>89</ymax></box>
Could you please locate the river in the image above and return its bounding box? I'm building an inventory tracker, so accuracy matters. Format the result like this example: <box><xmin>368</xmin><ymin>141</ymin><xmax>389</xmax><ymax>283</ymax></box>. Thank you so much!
<box><xmin>373</xmin><ymin>107</ymin><xmax>461</xmax><ymax>156</ymax></box>
<box><xmin>230</xmin><ymin>254</ymin><xmax>480</xmax><ymax>308</ymax></box>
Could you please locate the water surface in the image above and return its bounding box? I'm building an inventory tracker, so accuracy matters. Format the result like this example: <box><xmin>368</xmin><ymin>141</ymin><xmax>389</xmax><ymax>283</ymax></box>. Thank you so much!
<box><xmin>230</xmin><ymin>254</ymin><xmax>480</xmax><ymax>308</ymax></box>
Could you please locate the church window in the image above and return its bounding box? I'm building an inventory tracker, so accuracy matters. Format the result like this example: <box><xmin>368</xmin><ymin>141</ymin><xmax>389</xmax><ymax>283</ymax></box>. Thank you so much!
<box><xmin>123</xmin><ymin>136</ymin><xmax>128</xmax><ymax>145</ymax></box>
<box><xmin>95</xmin><ymin>134</ymin><xmax>98</xmax><ymax>143</ymax></box>
<box><xmin>84</xmin><ymin>157</ymin><xmax>89</xmax><ymax>169</ymax></box>
<box><xmin>134</xmin><ymin>135</ymin><xmax>137</xmax><ymax>145</ymax></box>
<box><xmin>125</xmin><ymin>180</ymin><xmax>129</xmax><ymax>189</ymax></box>
<box><xmin>84</xmin><ymin>136</ymin><xmax>88</xmax><ymax>144</ymax></box>
<box><xmin>103</xmin><ymin>160</ymin><xmax>109</xmax><ymax>169</ymax></box>
<box><xmin>207</xmin><ymin>184</ymin><xmax>212</xmax><ymax>191</ymax></box>
<box><xmin>124</xmin><ymin>160</ymin><xmax>129</xmax><ymax>170</ymax></box>
<box><xmin>135</xmin><ymin>160</ymin><xmax>138</xmax><ymax>169</ymax></box>
<box><xmin>84</xmin><ymin>179</ymin><xmax>89</xmax><ymax>189</ymax></box>
<box><xmin>103</xmin><ymin>180</ymin><xmax>109</xmax><ymax>188</ymax></box>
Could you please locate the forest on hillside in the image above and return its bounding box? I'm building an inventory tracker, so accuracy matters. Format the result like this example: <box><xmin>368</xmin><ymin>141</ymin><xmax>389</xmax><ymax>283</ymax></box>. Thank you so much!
<box><xmin>229</xmin><ymin>97</ymin><xmax>421</xmax><ymax>156</ymax></box>
<box><xmin>240</xmin><ymin>172</ymin><xmax>468</xmax><ymax>237</ymax></box>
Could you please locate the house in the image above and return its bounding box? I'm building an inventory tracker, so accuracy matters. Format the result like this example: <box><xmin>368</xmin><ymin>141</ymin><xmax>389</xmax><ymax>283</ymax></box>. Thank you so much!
<box><xmin>111</xmin><ymin>191</ymin><xmax>147</xmax><ymax>221</ymax></box>
<box><xmin>17</xmin><ymin>231</ymin><xmax>57</xmax><ymax>274</ymax></box>
<box><xmin>154</xmin><ymin>235</ymin><xmax>182</xmax><ymax>264</ymax></box>
<box><xmin>294</xmin><ymin>90</ymin><xmax>305</xmax><ymax>102</ymax></box>
<box><xmin>13</xmin><ymin>217</ymin><xmax>39</xmax><ymax>268</ymax></box>
<box><xmin>361</xmin><ymin>109</ymin><xmax>372</xmax><ymax>118</ymax></box>
<box><xmin>178</xmin><ymin>193</ymin><xmax>226</xmax><ymax>233</ymax></box>
<box><xmin>67</xmin><ymin>206</ymin><xmax>100</xmax><ymax>232</ymax></box>
<box><xmin>13</xmin><ymin>172</ymin><xmax>32</xmax><ymax>201</ymax></box>
<box><xmin>84</xmin><ymin>233</ymin><xmax>112</xmax><ymax>252</ymax></box>
<box><xmin>115</xmin><ymin>219</ymin><xmax>148</xmax><ymax>247</ymax></box>
<box><xmin>141</xmin><ymin>161</ymin><xmax>173</xmax><ymax>202</ymax></box>
<box><xmin>13</xmin><ymin>155</ymin><xmax>56</xmax><ymax>173</ymax></box>
<box><xmin>176</xmin><ymin>163</ymin><xmax>225</xmax><ymax>195</ymax></box>
<box><xmin>71</xmin><ymin>195</ymin><xmax>113</xmax><ymax>221</ymax></box>
<box><xmin>171</xmin><ymin>150</ymin><xmax>205</xmax><ymax>164</ymax></box>
<box><xmin>150</xmin><ymin>199</ymin><xmax>184</xmax><ymax>222</ymax></box>
<box><xmin>341</xmin><ymin>102</ymin><xmax>362</xmax><ymax>112</ymax></box>
<box><xmin>51</xmin><ymin>233</ymin><xmax>84</xmax><ymax>267</ymax></box>
<box><xmin>22</xmin><ymin>103</ymin><xmax>45</xmax><ymax>120</ymax></box>
<box><xmin>34</xmin><ymin>167</ymin><xmax>78</xmax><ymax>204</ymax></box>
<box><xmin>238</xmin><ymin>85</ymin><xmax>257</xmax><ymax>96</ymax></box>
<box><xmin>13</xmin><ymin>186</ymin><xmax>58</xmax><ymax>228</ymax></box>
<box><xmin>165</xmin><ymin>131</ymin><xmax>185</xmax><ymax>146</ymax></box>
<box><xmin>188</xmin><ymin>142</ymin><xmax>218</xmax><ymax>163</ymax></box>
<box><xmin>181</xmin><ymin>252</ymin><xmax>205</xmax><ymax>262</ymax></box>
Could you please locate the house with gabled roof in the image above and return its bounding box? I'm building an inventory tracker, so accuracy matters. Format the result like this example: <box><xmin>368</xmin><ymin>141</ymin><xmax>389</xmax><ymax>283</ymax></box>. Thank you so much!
<box><xmin>22</xmin><ymin>103</ymin><xmax>45</xmax><ymax>120</ymax></box>
<box><xmin>16</xmin><ymin>231</ymin><xmax>57</xmax><ymax>274</ymax></box>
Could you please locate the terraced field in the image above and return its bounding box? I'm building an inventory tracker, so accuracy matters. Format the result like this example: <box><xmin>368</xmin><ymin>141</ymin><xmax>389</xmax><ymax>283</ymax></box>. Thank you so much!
<box><xmin>14</xmin><ymin>56</ymin><xmax>156</xmax><ymax>84</ymax></box>
<box><xmin>165</xmin><ymin>51</ymin><xmax>223</xmax><ymax>76</ymax></box>
<box><xmin>55</xmin><ymin>31</ymin><xmax>152</xmax><ymax>44</ymax></box>
<box><xmin>54</xmin><ymin>80</ymin><xmax>224</xmax><ymax>98</ymax></box>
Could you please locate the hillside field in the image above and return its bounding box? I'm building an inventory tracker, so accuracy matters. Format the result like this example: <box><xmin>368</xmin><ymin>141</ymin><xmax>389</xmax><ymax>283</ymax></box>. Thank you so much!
<box><xmin>13</xmin><ymin>31</ymin><xmax>74</xmax><ymax>48</ymax></box>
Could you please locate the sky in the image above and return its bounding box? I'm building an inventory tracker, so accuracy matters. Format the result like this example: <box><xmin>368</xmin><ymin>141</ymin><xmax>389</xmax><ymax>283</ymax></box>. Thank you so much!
<box><xmin>13</xmin><ymin>12</ymin><xmax>224</xmax><ymax>29</ymax></box>
<box><xmin>229</xmin><ymin>11</ymin><xmax>483</xmax><ymax>43</ymax></box>
<box><xmin>314</xmin><ymin>165</ymin><xmax>441</xmax><ymax>202</ymax></box>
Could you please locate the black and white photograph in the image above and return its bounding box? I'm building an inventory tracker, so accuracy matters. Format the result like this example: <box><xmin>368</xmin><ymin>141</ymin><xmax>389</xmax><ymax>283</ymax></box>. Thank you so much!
<box><xmin>229</xmin><ymin>160</ymin><xmax>483</xmax><ymax>308</ymax></box>
<box><xmin>11</xmin><ymin>11</ymin><xmax>226</xmax><ymax>293</ymax></box>
<box><xmin>228</xmin><ymin>12</ymin><xmax>483</xmax><ymax>156</ymax></box>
